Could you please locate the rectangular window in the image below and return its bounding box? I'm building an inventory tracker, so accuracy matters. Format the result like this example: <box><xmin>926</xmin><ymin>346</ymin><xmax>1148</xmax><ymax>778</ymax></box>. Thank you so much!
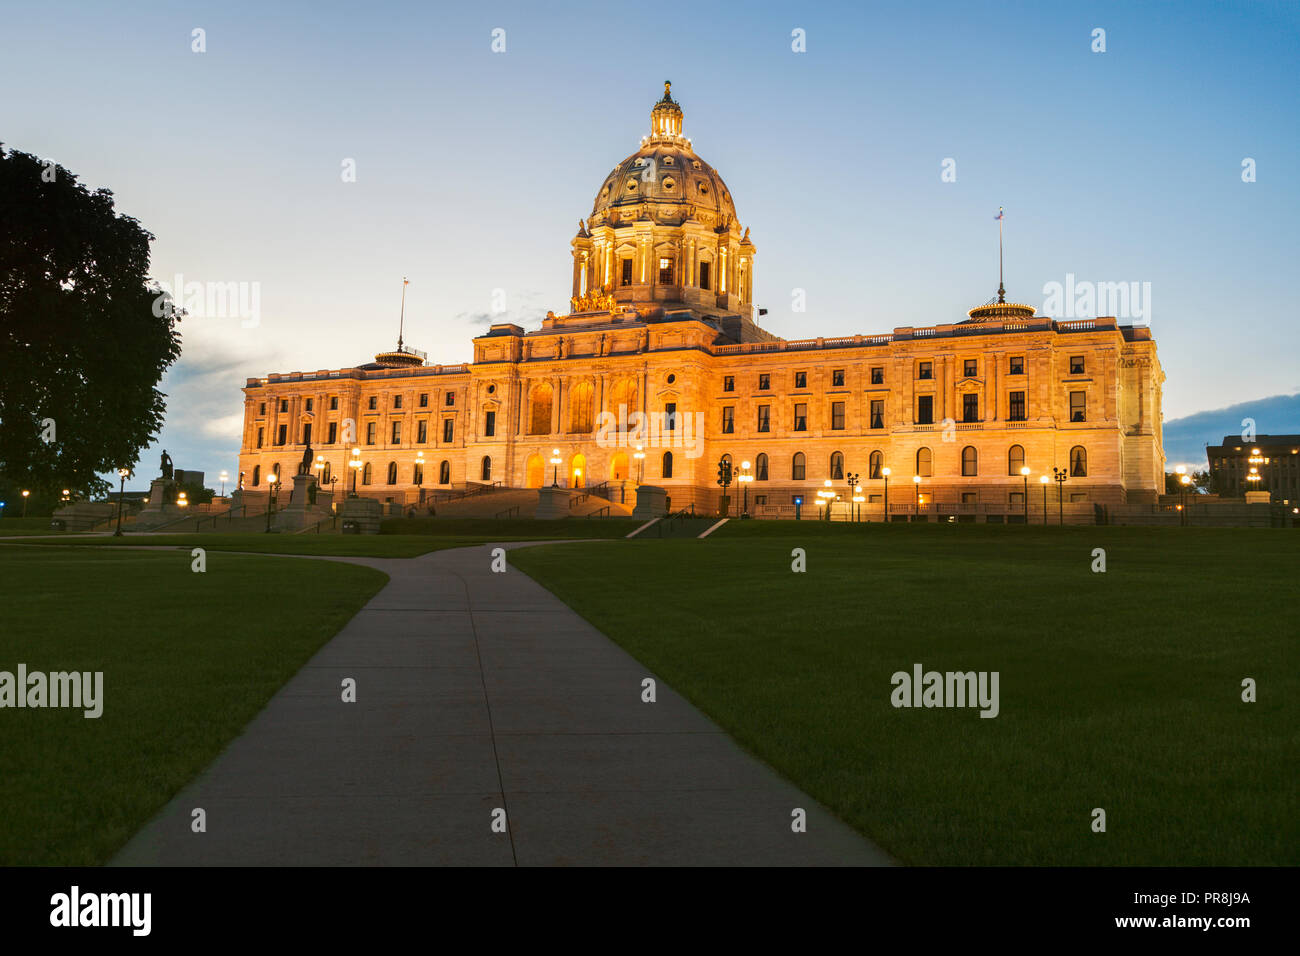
<box><xmin>665</xmin><ymin>402</ymin><xmax>677</xmax><ymax>431</ymax></box>
<box><xmin>621</xmin><ymin>258</ymin><xmax>634</xmax><ymax>286</ymax></box>
<box><xmin>916</xmin><ymin>395</ymin><xmax>934</xmax><ymax>425</ymax></box>
<box><xmin>831</xmin><ymin>401</ymin><xmax>845</xmax><ymax>430</ymax></box>
<box><xmin>1070</xmin><ymin>391</ymin><xmax>1086</xmax><ymax>422</ymax></box>
<box><xmin>276</xmin><ymin>424</ymin><xmax>287</xmax><ymax>445</ymax></box>
<box><xmin>755</xmin><ymin>495</ymin><xmax>767</xmax><ymax>507</ymax></box>
<box><xmin>961</xmin><ymin>492</ymin><xmax>977</xmax><ymax>504</ymax></box>
<box><xmin>391</xmin><ymin>421</ymin><xmax>401</xmax><ymax>443</ymax></box>
<box><xmin>1009</xmin><ymin>356</ymin><xmax>1024</xmax><ymax>375</ymax></box>
<box><xmin>964</xmin><ymin>360</ymin><xmax>977</xmax><ymax>377</ymax></box>
<box><xmin>280</xmin><ymin>399</ymin><xmax>288</xmax><ymax>413</ymax></box>
<box><xmin>870</xmin><ymin>367</ymin><xmax>884</xmax><ymax>385</ymax></box>
<box><xmin>445</xmin><ymin>391</ymin><xmax>455</xmax><ymax>407</ymax></box>
<box><xmin>417</xmin><ymin>420</ymin><xmax>427</xmax><ymax>443</ymax></box>
<box><xmin>366</xmin><ymin>422</ymin><xmax>376</xmax><ymax>445</ymax></box>
<box><xmin>419</xmin><ymin>393</ymin><xmax>428</xmax><ymax>408</ymax></box>
<box><xmin>699</xmin><ymin>262</ymin><xmax>710</xmax><ymax>290</ymax></box>
<box><xmin>305</xmin><ymin>398</ymin><xmax>313</xmax><ymax>412</ymax></box>
<box><xmin>1009</xmin><ymin>491</ymin><xmax>1025</xmax><ymax>505</ymax></box>
<box><xmin>256</xmin><ymin>427</ymin><xmax>264</xmax><ymax>449</ymax></box>
<box><xmin>442</xmin><ymin>419</ymin><xmax>454</xmax><ymax>443</ymax></box>
<box><xmin>259</xmin><ymin>402</ymin><xmax>266</xmax><ymax>415</ymax></box>
<box><xmin>918</xmin><ymin>362</ymin><xmax>933</xmax><ymax>380</ymax></box>
<box><xmin>758</xmin><ymin>373</ymin><xmax>770</xmax><ymax>390</ymax></box>
<box><xmin>723</xmin><ymin>376</ymin><xmax>734</xmax><ymax>392</ymax></box>
<box><xmin>757</xmin><ymin>405</ymin><xmax>770</xmax><ymax>432</ymax></box>
<box><xmin>1069</xmin><ymin>355</ymin><xmax>1085</xmax><ymax>375</ymax></box>
<box><xmin>962</xmin><ymin>394</ymin><xmax>979</xmax><ymax>423</ymax></box>
<box><xmin>368</xmin><ymin>396</ymin><xmax>377</xmax><ymax>410</ymax></box>
<box><xmin>330</xmin><ymin>396</ymin><xmax>339</xmax><ymax>410</ymax></box>
<box><xmin>1009</xmin><ymin>391</ymin><xmax>1026</xmax><ymax>421</ymax></box>
<box><xmin>394</xmin><ymin>395</ymin><xmax>402</xmax><ymax>409</ymax></box>
<box><xmin>484</xmin><ymin>411</ymin><xmax>496</xmax><ymax>438</ymax></box>
<box><xmin>722</xmin><ymin>406</ymin><xmax>734</xmax><ymax>434</ymax></box>
<box><xmin>793</xmin><ymin>403</ymin><xmax>808</xmax><ymax>431</ymax></box>
<box><xmin>659</xmin><ymin>257</ymin><xmax>673</xmax><ymax>284</ymax></box>
<box><xmin>870</xmin><ymin>399</ymin><xmax>885</xmax><ymax>429</ymax></box>
<box><xmin>794</xmin><ymin>371</ymin><xmax>807</xmax><ymax>389</ymax></box>
<box><xmin>832</xmin><ymin>369</ymin><xmax>845</xmax><ymax>387</ymax></box>
<box><xmin>302</xmin><ymin>423</ymin><xmax>312</xmax><ymax>445</ymax></box>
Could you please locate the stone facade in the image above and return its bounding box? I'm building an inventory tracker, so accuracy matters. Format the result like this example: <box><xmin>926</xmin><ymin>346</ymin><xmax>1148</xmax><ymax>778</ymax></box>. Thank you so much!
<box><xmin>236</xmin><ymin>86</ymin><xmax>1165</xmax><ymax>520</ymax></box>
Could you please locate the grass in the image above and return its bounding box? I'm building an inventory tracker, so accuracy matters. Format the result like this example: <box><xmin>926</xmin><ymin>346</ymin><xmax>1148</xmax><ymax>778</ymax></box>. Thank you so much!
<box><xmin>6</xmin><ymin>532</ymin><xmax>474</xmax><ymax>558</ymax></box>
<box><xmin>0</xmin><ymin>516</ymin><xmax>61</xmax><ymax>535</ymax></box>
<box><xmin>510</xmin><ymin>523</ymin><xmax>1299</xmax><ymax>866</ymax></box>
<box><xmin>0</xmin><ymin>545</ymin><xmax>387</xmax><ymax>865</ymax></box>
<box><xmin>380</xmin><ymin>516</ymin><xmax>643</xmax><ymax>538</ymax></box>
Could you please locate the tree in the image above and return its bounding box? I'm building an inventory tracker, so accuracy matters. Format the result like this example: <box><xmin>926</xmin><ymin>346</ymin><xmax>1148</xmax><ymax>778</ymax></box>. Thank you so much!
<box><xmin>0</xmin><ymin>145</ymin><xmax>181</xmax><ymax>499</ymax></box>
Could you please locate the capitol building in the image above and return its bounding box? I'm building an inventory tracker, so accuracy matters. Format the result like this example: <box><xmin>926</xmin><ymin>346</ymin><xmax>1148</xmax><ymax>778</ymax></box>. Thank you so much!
<box><xmin>236</xmin><ymin>84</ymin><xmax>1165</xmax><ymax>520</ymax></box>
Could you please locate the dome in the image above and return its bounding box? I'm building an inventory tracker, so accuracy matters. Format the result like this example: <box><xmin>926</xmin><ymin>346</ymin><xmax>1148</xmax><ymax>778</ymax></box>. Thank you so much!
<box><xmin>587</xmin><ymin>82</ymin><xmax>739</xmax><ymax>232</ymax></box>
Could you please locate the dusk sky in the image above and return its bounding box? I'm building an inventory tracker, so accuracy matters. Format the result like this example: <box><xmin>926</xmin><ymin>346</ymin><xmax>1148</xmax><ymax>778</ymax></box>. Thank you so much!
<box><xmin>4</xmin><ymin>0</ymin><xmax>1296</xmax><ymax>483</ymax></box>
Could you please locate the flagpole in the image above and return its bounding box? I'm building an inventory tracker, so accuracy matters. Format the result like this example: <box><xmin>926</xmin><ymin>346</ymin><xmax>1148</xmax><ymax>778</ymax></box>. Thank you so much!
<box><xmin>997</xmin><ymin>207</ymin><xmax>1006</xmax><ymax>303</ymax></box>
<box><xmin>398</xmin><ymin>277</ymin><xmax>408</xmax><ymax>351</ymax></box>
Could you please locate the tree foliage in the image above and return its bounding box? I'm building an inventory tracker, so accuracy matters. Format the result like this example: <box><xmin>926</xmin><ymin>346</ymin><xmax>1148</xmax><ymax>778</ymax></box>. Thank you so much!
<box><xmin>0</xmin><ymin>145</ymin><xmax>181</xmax><ymax>497</ymax></box>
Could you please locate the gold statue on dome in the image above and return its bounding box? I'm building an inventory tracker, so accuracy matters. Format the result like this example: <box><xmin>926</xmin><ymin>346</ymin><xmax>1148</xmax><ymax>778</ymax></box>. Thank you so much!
<box><xmin>570</xmin><ymin>286</ymin><xmax>617</xmax><ymax>313</ymax></box>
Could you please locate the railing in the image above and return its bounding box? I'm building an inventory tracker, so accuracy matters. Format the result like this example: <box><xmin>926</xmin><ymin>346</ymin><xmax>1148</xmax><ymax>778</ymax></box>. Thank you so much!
<box><xmin>432</xmin><ymin>481</ymin><xmax>505</xmax><ymax>503</ymax></box>
<box><xmin>585</xmin><ymin>506</ymin><xmax>611</xmax><ymax>518</ymax></box>
<box><xmin>302</xmin><ymin>513</ymin><xmax>339</xmax><ymax>534</ymax></box>
<box><xmin>570</xmin><ymin>481</ymin><xmax>610</xmax><ymax>507</ymax></box>
<box><xmin>495</xmin><ymin>505</ymin><xmax>521</xmax><ymax>518</ymax></box>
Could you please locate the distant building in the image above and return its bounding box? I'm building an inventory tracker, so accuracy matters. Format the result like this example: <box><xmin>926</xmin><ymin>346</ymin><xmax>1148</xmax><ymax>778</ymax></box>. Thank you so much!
<box><xmin>174</xmin><ymin>469</ymin><xmax>205</xmax><ymax>487</ymax></box>
<box><xmin>1206</xmin><ymin>435</ymin><xmax>1300</xmax><ymax>503</ymax></box>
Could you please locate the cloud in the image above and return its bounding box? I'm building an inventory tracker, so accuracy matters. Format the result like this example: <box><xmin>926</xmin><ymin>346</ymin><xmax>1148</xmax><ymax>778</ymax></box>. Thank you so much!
<box><xmin>1163</xmin><ymin>391</ymin><xmax>1300</xmax><ymax>465</ymax></box>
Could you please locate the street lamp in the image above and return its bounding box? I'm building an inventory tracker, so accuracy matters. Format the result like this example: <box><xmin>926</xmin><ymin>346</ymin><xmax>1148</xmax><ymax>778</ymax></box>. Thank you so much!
<box><xmin>634</xmin><ymin>445</ymin><xmax>646</xmax><ymax>483</ymax></box>
<box><xmin>114</xmin><ymin>468</ymin><xmax>130</xmax><ymax>536</ymax></box>
<box><xmin>1052</xmin><ymin>467</ymin><xmax>1069</xmax><ymax>525</ymax></box>
<box><xmin>738</xmin><ymin>460</ymin><xmax>753</xmax><ymax>517</ymax></box>
<box><xmin>264</xmin><ymin>472</ymin><xmax>278</xmax><ymax>532</ymax></box>
<box><xmin>853</xmin><ymin>484</ymin><xmax>865</xmax><ymax>523</ymax></box>
<box><xmin>550</xmin><ymin>448</ymin><xmax>562</xmax><ymax>487</ymax></box>
<box><xmin>177</xmin><ymin>491</ymin><xmax>188</xmax><ymax>508</ymax></box>
<box><xmin>1040</xmin><ymin>474</ymin><xmax>1049</xmax><ymax>525</ymax></box>
<box><xmin>349</xmin><ymin>447</ymin><xmax>362</xmax><ymax>496</ymax></box>
<box><xmin>1179</xmin><ymin>473</ymin><xmax>1192</xmax><ymax>525</ymax></box>
<box><xmin>845</xmin><ymin>471</ymin><xmax>860</xmax><ymax>522</ymax></box>
<box><xmin>882</xmin><ymin>466</ymin><xmax>891</xmax><ymax>520</ymax></box>
<box><xmin>912</xmin><ymin>474</ymin><xmax>921</xmax><ymax>518</ymax></box>
<box><xmin>21</xmin><ymin>489</ymin><xmax>30</xmax><ymax>519</ymax></box>
<box><xmin>219</xmin><ymin>470</ymin><xmax>229</xmax><ymax>497</ymax></box>
<box><xmin>817</xmin><ymin>479</ymin><xmax>835</xmax><ymax>521</ymax></box>
<box><xmin>1020</xmin><ymin>466</ymin><xmax>1031</xmax><ymax>524</ymax></box>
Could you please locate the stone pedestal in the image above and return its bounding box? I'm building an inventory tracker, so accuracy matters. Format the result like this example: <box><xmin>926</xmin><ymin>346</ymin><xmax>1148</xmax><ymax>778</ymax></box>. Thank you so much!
<box><xmin>535</xmin><ymin>486</ymin><xmax>570</xmax><ymax>520</ymax></box>
<box><xmin>340</xmin><ymin>496</ymin><xmax>383</xmax><ymax>534</ymax></box>
<box><xmin>143</xmin><ymin>478</ymin><xmax>174</xmax><ymax>511</ymax></box>
<box><xmin>1244</xmin><ymin>491</ymin><xmax>1271</xmax><ymax>505</ymax></box>
<box><xmin>632</xmin><ymin>484</ymin><xmax>667</xmax><ymax>520</ymax></box>
<box><xmin>274</xmin><ymin>474</ymin><xmax>318</xmax><ymax>531</ymax></box>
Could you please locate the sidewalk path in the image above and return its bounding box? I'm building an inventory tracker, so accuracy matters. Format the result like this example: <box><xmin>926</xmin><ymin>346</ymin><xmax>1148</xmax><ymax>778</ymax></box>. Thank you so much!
<box><xmin>113</xmin><ymin>542</ymin><xmax>890</xmax><ymax>866</ymax></box>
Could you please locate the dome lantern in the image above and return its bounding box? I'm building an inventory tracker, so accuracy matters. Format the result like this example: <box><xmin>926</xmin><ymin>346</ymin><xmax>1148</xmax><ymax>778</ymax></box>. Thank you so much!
<box><xmin>647</xmin><ymin>81</ymin><xmax>687</xmax><ymax>146</ymax></box>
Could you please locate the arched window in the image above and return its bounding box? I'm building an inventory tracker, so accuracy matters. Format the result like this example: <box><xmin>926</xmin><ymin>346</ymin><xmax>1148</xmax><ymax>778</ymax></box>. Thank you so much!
<box><xmin>608</xmin><ymin>378</ymin><xmax>639</xmax><ymax>425</ymax></box>
<box><xmin>387</xmin><ymin>461</ymin><xmax>398</xmax><ymax>485</ymax></box>
<box><xmin>1070</xmin><ymin>446</ymin><xmax>1088</xmax><ymax>477</ymax></box>
<box><xmin>869</xmin><ymin>450</ymin><xmax>883</xmax><ymax>479</ymax></box>
<box><xmin>961</xmin><ymin>446</ymin><xmax>978</xmax><ymax>476</ymax></box>
<box><xmin>412</xmin><ymin>462</ymin><xmax>423</xmax><ymax>485</ymax></box>
<box><xmin>525</xmin><ymin>453</ymin><xmax>544</xmax><ymax>488</ymax></box>
<box><xmin>756</xmin><ymin>453</ymin><xmax>769</xmax><ymax>481</ymax></box>
<box><xmin>610</xmin><ymin>452</ymin><xmax>629</xmax><ymax>481</ymax></box>
<box><xmin>438</xmin><ymin>460</ymin><xmax>450</xmax><ymax>484</ymax></box>
<box><xmin>321</xmin><ymin>461</ymin><xmax>332</xmax><ymax>485</ymax></box>
<box><xmin>272</xmin><ymin>462</ymin><xmax>281</xmax><ymax>479</ymax></box>
<box><xmin>662</xmin><ymin>451</ymin><xmax>673</xmax><ymax>478</ymax></box>
<box><xmin>481</xmin><ymin>456</ymin><xmax>492</xmax><ymax>481</ymax></box>
<box><xmin>569</xmin><ymin>381</ymin><xmax>594</xmax><ymax>433</ymax></box>
<box><xmin>362</xmin><ymin>462</ymin><xmax>373</xmax><ymax>485</ymax></box>
<box><xmin>252</xmin><ymin>464</ymin><xmax>260</xmax><ymax>487</ymax></box>
<box><xmin>792</xmin><ymin>452</ymin><xmax>806</xmax><ymax>480</ymax></box>
<box><xmin>1008</xmin><ymin>444</ymin><xmax>1025</xmax><ymax>476</ymax></box>
<box><xmin>830</xmin><ymin>451</ymin><xmax>844</xmax><ymax>480</ymax></box>
<box><xmin>916</xmin><ymin>447</ymin><xmax>932</xmax><ymax>477</ymax></box>
<box><xmin>528</xmin><ymin>382</ymin><xmax>553</xmax><ymax>435</ymax></box>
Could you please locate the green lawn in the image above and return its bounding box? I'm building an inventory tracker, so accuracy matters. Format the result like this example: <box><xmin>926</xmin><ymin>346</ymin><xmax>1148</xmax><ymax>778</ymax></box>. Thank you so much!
<box><xmin>5</xmin><ymin>533</ymin><xmax>516</xmax><ymax>558</ymax></box>
<box><xmin>0</xmin><ymin>516</ymin><xmax>61</xmax><ymax>536</ymax></box>
<box><xmin>0</xmin><ymin>546</ymin><xmax>387</xmax><ymax>865</ymax></box>
<box><xmin>380</xmin><ymin>516</ymin><xmax>643</xmax><ymax>538</ymax></box>
<box><xmin>510</xmin><ymin>523</ymin><xmax>1299</xmax><ymax>866</ymax></box>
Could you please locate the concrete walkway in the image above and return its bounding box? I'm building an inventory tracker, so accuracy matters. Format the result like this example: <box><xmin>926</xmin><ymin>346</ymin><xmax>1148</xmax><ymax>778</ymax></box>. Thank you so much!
<box><xmin>113</xmin><ymin>542</ymin><xmax>889</xmax><ymax>866</ymax></box>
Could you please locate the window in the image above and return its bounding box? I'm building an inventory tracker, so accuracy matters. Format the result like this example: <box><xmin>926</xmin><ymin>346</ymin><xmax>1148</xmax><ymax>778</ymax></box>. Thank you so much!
<box><xmin>330</xmin><ymin>396</ymin><xmax>339</xmax><ymax>410</ymax></box>
<box><xmin>251</xmin><ymin>465</ymin><xmax>260</xmax><ymax>486</ymax></box>
<box><xmin>362</xmin><ymin>462</ymin><xmax>372</xmax><ymax>485</ymax></box>
<box><xmin>1070</xmin><ymin>446</ymin><xmax>1088</xmax><ymax>477</ymax></box>
<box><xmin>1069</xmin><ymin>355</ymin><xmax>1085</xmax><ymax>375</ymax></box>
<box><xmin>305</xmin><ymin>398</ymin><xmax>313</xmax><ymax>412</ymax></box>
<box><xmin>755</xmin><ymin>495</ymin><xmax>767</xmax><ymax>506</ymax></box>
<box><xmin>277</xmin><ymin>424</ymin><xmax>287</xmax><ymax>445</ymax></box>
<box><xmin>918</xmin><ymin>362</ymin><xmax>933</xmax><ymax>380</ymax></box>
<box><xmin>393</xmin><ymin>395</ymin><xmax>402</xmax><ymax>409</ymax></box>
<box><xmin>445</xmin><ymin>391</ymin><xmax>455</xmax><ymax>407</ymax></box>
<box><xmin>1009</xmin><ymin>391</ymin><xmax>1026</xmax><ymax>421</ymax></box>
<box><xmin>442</xmin><ymin>419</ymin><xmax>454</xmax><ymax>443</ymax></box>
<box><xmin>438</xmin><ymin>460</ymin><xmax>450</xmax><ymax>484</ymax></box>
<box><xmin>758</xmin><ymin>373</ymin><xmax>770</xmax><ymax>390</ymax></box>
<box><xmin>832</xmin><ymin>369</ymin><xmax>845</xmax><ymax>387</ymax></box>
<box><xmin>722</xmin><ymin>406</ymin><xmax>734</xmax><ymax>434</ymax></box>
<box><xmin>1009</xmin><ymin>356</ymin><xmax>1024</xmax><ymax>375</ymax></box>
<box><xmin>699</xmin><ymin>262</ymin><xmax>710</xmax><ymax>290</ymax></box>
<box><xmin>481</xmin><ymin>456</ymin><xmax>492</xmax><ymax>481</ymax></box>
<box><xmin>256</xmin><ymin>427</ymin><xmax>264</xmax><ymax>449</ymax></box>
<box><xmin>259</xmin><ymin>402</ymin><xmax>266</xmax><ymax>415</ymax></box>
<box><xmin>662</xmin><ymin>451</ymin><xmax>673</xmax><ymax>478</ymax></box>
<box><xmin>792</xmin><ymin>452</ymin><xmax>806</xmax><ymax>480</ymax></box>
<box><xmin>961</xmin><ymin>446</ymin><xmax>978</xmax><ymax>476</ymax></box>
<box><xmin>484</xmin><ymin>411</ymin><xmax>496</xmax><ymax>438</ymax></box>
<box><xmin>830</xmin><ymin>451</ymin><xmax>844</xmax><ymax>480</ymax></box>
<box><xmin>368</xmin><ymin>396</ymin><xmax>377</xmax><ymax>410</ymax></box>
<box><xmin>302</xmin><ymin>423</ymin><xmax>312</xmax><ymax>445</ymax></box>
<box><xmin>272</xmin><ymin>462</ymin><xmax>280</xmax><ymax>479</ymax></box>
<box><xmin>1008</xmin><ymin>445</ymin><xmax>1025</xmax><ymax>475</ymax></box>
<box><xmin>413</xmin><ymin>462</ymin><xmax>423</xmax><ymax>484</ymax></box>
<box><xmin>869</xmin><ymin>450</ymin><xmax>883</xmax><ymax>479</ymax></box>
<box><xmin>327</xmin><ymin>422</ymin><xmax>337</xmax><ymax>444</ymax></box>
<box><xmin>793</xmin><ymin>403</ymin><xmax>807</xmax><ymax>431</ymax></box>
<box><xmin>870</xmin><ymin>400</ymin><xmax>885</xmax><ymax>430</ymax></box>
<box><xmin>723</xmin><ymin>376</ymin><xmax>734</xmax><ymax>392</ymax></box>
<box><xmin>659</xmin><ymin>258</ymin><xmax>673</xmax><ymax>284</ymax></box>
<box><xmin>964</xmin><ymin>360</ymin><xmax>977</xmax><ymax>377</ymax></box>
<box><xmin>870</xmin><ymin>367</ymin><xmax>884</xmax><ymax>385</ymax></box>
<box><xmin>387</xmin><ymin>461</ymin><xmax>398</xmax><ymax>485</ymax></box>
<box><xmin>794</xmin><ymin>371</ymin><xmax>807</xmax><ymax>389</ymax></box>
<box><xmin>961</xmin><ymin>492</ymin><xmax>977</xmax><ymax>504</ymax></box>
<box><xmin>757</xmin><ymin>405</ymin><xmax>770</xmax><ymax>432</ymax></box>
<box><xmin>279</xmin><ymin>399</ymin><xmax>288</xmax><ymax>413</ymax></box>
<box><xmin>916</xmin><ymin>395</ymin><xmax>933</xmax><ymax>425</ymax></box>
<box><xmin>366</xmin><ymin>422</ymin><xmax>376</xmax><ymax>445</ymax></box>
<box><xmin>417</xmin><ymin>420</ymin><xmax>427</xmax><ymax>443</ymax></box>
<box><xmin>756</xmin><ymin>454</ymin><xmax>768</xmax><ymax>481</ymax></box>
<box><xmin>664</xmin><ymin>402</ymin><xmax>677</xmax><ymax>431</ymax></box>
<box><xmin>1009</xmin><ymin>492</ymin><xmax>1025</xmax><ymax>505</ymax></box>
<box><xmin>1070</xmin><ymin>391</ymin><xmax>1086</xmax><ymax>422</ymax></box>
<box><xmin>962</xmin><ymin>394</ymin><xmax>979</xmax><ymax>423</ymax></box>
<box><xmin>419</xmin><ymin>393</ymin><xmax>428</xmax><ymax>408</ymax></box>
<box><xmin>916</xmin><ymin>447</ymin><xmax>932</xmax><ymax>477</ymax></box>
<box><xmin>831</xmin><ymin>401</ymin><xmax>845</xmax><ymax>430</ymax></box>
<box><xmin>390</xmin><ymin>421</ymin><xmax>401</xmax><ymax>444</ymax></box>
<box><xmin>621</xmin><ymin>259</ymin><xmax>634</xmax><ymax>286</ymax></box>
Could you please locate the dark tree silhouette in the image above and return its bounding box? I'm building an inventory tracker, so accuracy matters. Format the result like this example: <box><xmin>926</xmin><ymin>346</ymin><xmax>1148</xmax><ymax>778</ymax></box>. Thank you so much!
<box><xmin>0</xmin><ymin>145</ymin><xmax>181</xmax><ymax>497</ymax></box>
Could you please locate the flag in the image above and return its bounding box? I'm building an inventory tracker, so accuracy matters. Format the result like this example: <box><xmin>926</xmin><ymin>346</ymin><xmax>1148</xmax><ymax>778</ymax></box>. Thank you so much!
<box><xmin>403</xmin><ymin>277</ymin><xmax>409</xmax><ymax>285</ymax></box>
<box><xmin>994</xmin><ymin>207</ymin><xmax>1005</xmax><ymax>221</ymax></box>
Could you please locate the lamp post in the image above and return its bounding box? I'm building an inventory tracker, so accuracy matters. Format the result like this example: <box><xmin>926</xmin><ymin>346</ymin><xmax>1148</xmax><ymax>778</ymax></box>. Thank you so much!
<box><xmin>21</xmin><ymin>489</ymin><xmax>30</xmax><ymax>519</ymax></box>
<box><xmin>349</xmin><ymin>448</ymin><xmax>362</xmax><ymax>496</ymax></box>
<box><xmin>853</xmin><ymin>484</ymin><xmax>865</xmax><ymax>522</ymax></box>
<box><xmin>1040</xmin><ymin>474</ymin><xmax>1049</xmax><ymax>525</ymax></box>
<box><xmin>845</xmin><ymin>471</ymin><xmax>860</xmax><ymax>522</ymax></box>
<box><xmin>738</xmin><ymin>460</ymin><xmax>753</xmax><ymax>517</ymax></box>
<box><xmin>113</xmin><ymin>468</ymin><xmax>130</xmax><ymax>536</ymax></box>
<box><xmin>818</xmin><ymin>479</ymin><xmax>835</xmax><ymax>521</ymax></box>
<box><xmin>264</xmin><ymin>472</ymin><xmax>278</xmax><ymax>532</ymax></box>
<box><xmin>717</xmin><ymin>457</ymin><xmax>734</xmax><ymax>516</ymax></box>
<box><xmin>1052</xmin><ymin>467</ymin><xmax>1068</xmax><ymax>525</ymax></box>
<box><xmin>882</xmin><ymin>466</ymin><xmax>890</xmax><ymax>521</ymax></box>
<box><xmin>219</xmin><ymin>470</ymin><xmax>229</xmax><ymax>498</ymax></box>
<box><xmin>1180</xmin><ymin>473</ymin><xmax>1192</xmax><ymax>525</ymax></box>
<box><xmin>1020</xmin><ymin>466</ymin><xmax>1030</xmax><ymax>524</ymax></box>
<box><xmin>550</xmin><ymin>448</ymin><xmax>562</xmax><ymax>487</ymax></box>
<box><xmin>912</xmin><ymin>474</ymin><xmax>921</xmax><ymax>518</ymax></box>
<box><xmin>634</xmin><ymin>445</ymin><xmax>645</xmax><ymax>483</ymax></box>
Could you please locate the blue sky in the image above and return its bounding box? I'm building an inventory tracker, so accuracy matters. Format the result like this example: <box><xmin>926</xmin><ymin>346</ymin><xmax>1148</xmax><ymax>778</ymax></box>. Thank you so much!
<box><xmin>3</xmin><ymin>0</ymin><xmax>1296</xmax><ymax>483</ymax></box>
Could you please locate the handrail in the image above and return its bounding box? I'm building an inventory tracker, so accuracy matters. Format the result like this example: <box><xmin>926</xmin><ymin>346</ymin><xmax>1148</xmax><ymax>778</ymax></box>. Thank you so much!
<box><xmin>585</xmin><ymin>506</ymin><xmax>610</xmax><ymax>518</ymax></box>
<box><xmin>495</xmin><ymin>505</ymin><xmax>521</xmax><ymax>519</ymax></box>
<box><xmin>300</xmin><ymin>513</ymin><xmax>339</xmax><ymax>534</ymax></box>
